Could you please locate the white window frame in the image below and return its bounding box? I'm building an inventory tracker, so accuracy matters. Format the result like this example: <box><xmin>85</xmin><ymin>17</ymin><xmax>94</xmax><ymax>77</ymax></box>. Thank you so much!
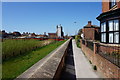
<box><xmin>114</xmin><ymin>32</ymin><xmax>119</xmax><ymax>43</ymax></box>
<box><xmin>101</xmin><ymin>33</ymin><xmax>106</xmax><ymax>42</ymax></box>
<box><xmin>109</xmin><ymin>20</ymin><xmax>114</xmax><ymax>31</ymax></box>
<box><xmin>109</xmin><ymin>33</ymin><xmax>113</xmax><ymax>43</ymax></box>
<box><xmin>114</xmin><ymin>20</ymin><xmax>119</xmax><ymax>31</ymax></box>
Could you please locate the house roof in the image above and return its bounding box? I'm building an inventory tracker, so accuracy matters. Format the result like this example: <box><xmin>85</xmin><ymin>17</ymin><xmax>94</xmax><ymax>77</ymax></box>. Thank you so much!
<box><xmin>48</xmin><ymin>33</ymin><xmax>57</xmax><ymax>35</ymax></box>
<box><xmin>84</xmin><ymin>25</ymin><xmax>99</xmax><ymax>28</ymax></box>
<box><xmin>84</xmin><ymin>21</ymin><xmax>99</xmax><ymax>28</ymax></box>
<box><xmin>96</xmin><ymin>8</ymin><xmax>120</xmax><ymax>21</ymax></box>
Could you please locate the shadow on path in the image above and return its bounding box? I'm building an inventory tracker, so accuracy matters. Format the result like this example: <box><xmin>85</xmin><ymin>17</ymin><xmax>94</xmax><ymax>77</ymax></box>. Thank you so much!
<box><xmin>60</xmin><ymin>41</ymin><xmax>76</xmax><ymax>80</ymax></box>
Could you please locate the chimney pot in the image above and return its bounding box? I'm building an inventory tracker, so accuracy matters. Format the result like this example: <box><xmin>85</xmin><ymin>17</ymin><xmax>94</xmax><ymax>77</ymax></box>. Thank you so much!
<box><xmin>88</xmin><ymin>21</ymin><xmax>92</xmax><ymax>26</ymax></box>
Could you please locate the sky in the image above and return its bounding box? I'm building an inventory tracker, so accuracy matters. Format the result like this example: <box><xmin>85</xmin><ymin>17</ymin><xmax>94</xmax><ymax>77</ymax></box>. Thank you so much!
<box><xmin>2</xmin><ymin>2</ymin><xmax>102</xmax><ymax>35</ymax></box>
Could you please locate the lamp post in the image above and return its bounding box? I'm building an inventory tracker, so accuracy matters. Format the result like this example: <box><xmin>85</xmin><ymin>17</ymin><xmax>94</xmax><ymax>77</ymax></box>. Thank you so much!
<box><xmin>74</xmin><ymin>21</ymin><xmax>80</xmax><ymax>36</ymax></box>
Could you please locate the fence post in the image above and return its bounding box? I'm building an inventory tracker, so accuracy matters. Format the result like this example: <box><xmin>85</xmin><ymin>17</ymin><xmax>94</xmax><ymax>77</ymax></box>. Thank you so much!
<box><xmin>94</xmin><ymin>42</ymin><xmax>97</xmax><ymax>54</ymax></box>
<box><xmin>85</xmin><ymin>40</ymin><xmax>87</xmax><ymax>46</ymax></box>
<box><xmin>93</xmin><ymin>42</ymin><xmax>99</xmax><ymax>65</ymax></box>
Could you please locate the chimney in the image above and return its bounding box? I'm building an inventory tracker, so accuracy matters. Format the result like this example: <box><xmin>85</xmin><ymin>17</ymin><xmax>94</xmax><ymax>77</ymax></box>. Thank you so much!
<box><xmin>87</xmin><ymin>21</ymin><xmax>92</xmax><ymax>27</ymax></box>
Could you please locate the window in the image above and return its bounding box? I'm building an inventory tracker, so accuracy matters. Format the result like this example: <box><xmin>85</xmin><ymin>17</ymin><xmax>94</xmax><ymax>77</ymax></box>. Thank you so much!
<box><xmin>109</xmin><ymin>20</ymin><xmax>113</xmax><ymax>31</ymax></box>
<box><xmin>108</xmin><ymin>19</ymin><xmax>119</xmax><ymax>43</ymax></box>
<box><xmin>101</xmin><ymin>33</ymin><xmax>106</xmax><ymax>42</ymax></box>
<box><xmin>110</xmin><ymin>0</ymin><xmax>116</xmax><ymax>9</ymax></box>
<box><xmin>101</xmin><ymin>19</ymin><xmax>119</xmax><ymax>44</ymax></box>
<box><xmin>109</xmin><ymin>33</ymin><xmax>113</xmax><ymax>43</ymax></box>
<box><xmin>114</xmin><ymin>20</ymin><xmax>119</xmax><ymax>31</ymax></box>
<box><xmin>114</xmin><ymin>32</ymin><xmax>119</xmax><ymax>43</ymax></box>
<box><xmin>101</xmin><ymin>22</ymin><xmax>106</xmax><ymax>42</ymax></box>
<box><xmin>101</xmin><ymin>23</ymin><xmax>103</xmax><ymax>32</ymax></box>
<box><xmin>101</xmin><ymin>22</ymin><xmax>106</xmax><ymax>32</ymax></box>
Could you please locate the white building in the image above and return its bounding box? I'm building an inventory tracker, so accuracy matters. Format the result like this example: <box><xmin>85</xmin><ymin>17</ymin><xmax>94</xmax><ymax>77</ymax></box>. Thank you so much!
<box><xmin>56</xmin><ymin>24</ymin><xmax>64</xmax><ymax>38</ymax></box>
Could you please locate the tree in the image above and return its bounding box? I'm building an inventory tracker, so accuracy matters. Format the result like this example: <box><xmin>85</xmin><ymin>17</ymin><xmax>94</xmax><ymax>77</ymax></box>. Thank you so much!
<box><xmin>78</xmin><ymin>29</ymin><xmax>82</xmax><ymax>35</ymax></box>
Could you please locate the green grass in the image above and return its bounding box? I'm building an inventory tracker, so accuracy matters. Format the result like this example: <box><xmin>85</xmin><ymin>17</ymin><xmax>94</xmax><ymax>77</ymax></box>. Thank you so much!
<box><xmin>2</xmin><ymin>39</ymin><xmax>54</xmax><ymax>61</ymax></box>
<box><xmin>2</xmin><ymin>40</ymin><xmax>66</xmax><ymax>80</ymax></box>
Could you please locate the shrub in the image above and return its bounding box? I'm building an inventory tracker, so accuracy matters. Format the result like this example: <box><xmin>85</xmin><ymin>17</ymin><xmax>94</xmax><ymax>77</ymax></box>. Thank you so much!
<box><xmin>93</xmin><ymin>65</ymin><xmax>97</xmax><ymax>70</ymax></box>
<box><xmin>89</xmin><ymin>60</ymin><xmax>92</xmax><ymax>64</ymax></box>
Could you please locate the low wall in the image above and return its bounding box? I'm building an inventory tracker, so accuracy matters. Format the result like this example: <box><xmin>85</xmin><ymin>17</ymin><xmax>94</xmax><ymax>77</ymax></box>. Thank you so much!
<box><xmin>80</xmin><ymin>39</ymin><xmax>120</xmax><ymax>78</ymax></box>
<box><xmin>81</xmin><ymin>41</ymin><xmax>94</xmax><ymax>64</ymax></box>
<box><xmin>15</xmin><ymin>39</ymin><xmax>71</xmax><ymax>80</ymax></box>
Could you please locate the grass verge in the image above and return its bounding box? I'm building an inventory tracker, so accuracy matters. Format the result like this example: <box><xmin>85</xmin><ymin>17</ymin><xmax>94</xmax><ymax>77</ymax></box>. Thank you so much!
<box><xmin>2</xmin><ymin>40</ymin><xmax>66</xmax><ymax>80</ymax></box>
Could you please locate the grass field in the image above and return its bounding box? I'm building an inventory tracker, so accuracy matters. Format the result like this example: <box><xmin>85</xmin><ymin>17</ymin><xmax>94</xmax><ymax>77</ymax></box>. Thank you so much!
<box><xmin>2</xmin><ymin>40</ymin><xmax>66</xmax><ymax>80</ymax></box>
<box><xmin>2</xmin><ymin>39</ymin><xmax>54</xmax><ymax>61</ymax></box>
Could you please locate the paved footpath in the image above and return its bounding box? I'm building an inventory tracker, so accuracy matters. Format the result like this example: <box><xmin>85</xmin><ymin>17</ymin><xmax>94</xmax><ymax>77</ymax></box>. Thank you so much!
<box><xmin>72</xmin><ymin>39</ymin><xmax>100</xmax><ymax>78</ymax></box>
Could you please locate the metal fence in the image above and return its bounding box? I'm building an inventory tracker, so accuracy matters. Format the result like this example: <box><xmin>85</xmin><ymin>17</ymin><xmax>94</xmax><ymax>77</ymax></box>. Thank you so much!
<box><xmin>96</xmin><ymin>44</ymin><xmax>120</xmax><ymax>68</ymax></box>
<box><xmin>86</xmin><ymin>41</ymin><xmax>94</xmax><ymax>51</ymax></box>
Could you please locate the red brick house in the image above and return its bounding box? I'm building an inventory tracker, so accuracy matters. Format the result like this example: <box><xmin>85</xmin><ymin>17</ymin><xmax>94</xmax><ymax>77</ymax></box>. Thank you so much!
<box><xmin>37</xmin><ymin>34</ymin><xmax>48</xmax><ymax>38</ymax></box>
<box><xmin>82</xmin><ymin>21</ymin><xmax>100</xmax><ymax>41</ymax></box>
<box><xmin>97</xmin><ymin>0</ymin><xmax>120</xmax><ymax>44</ymax></box>
<box><xmin>80</xmin><ymin>0</ymin><xmax>120</xmax><ymax>78</ymax></box>
<box><xmin>48</xmin><ymin>33</ymin><xmax>57</xmax><ymax>38</ymax></box>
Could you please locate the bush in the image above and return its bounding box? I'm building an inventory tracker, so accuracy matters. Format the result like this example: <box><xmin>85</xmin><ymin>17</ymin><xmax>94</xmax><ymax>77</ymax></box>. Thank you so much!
<box><xmin>75</xmin><ymin>35</ymin><xmax>81</xmax><ymax>48</ymax></box>
<box><xmin>89</xmin><ymin>60</ymin><xmax>92</xmax><ymax>64</ymax></box>
<box><xmin>93</xmin><ymin>65</ymin><xmax>97</xmax><ymax>70</ymax></box>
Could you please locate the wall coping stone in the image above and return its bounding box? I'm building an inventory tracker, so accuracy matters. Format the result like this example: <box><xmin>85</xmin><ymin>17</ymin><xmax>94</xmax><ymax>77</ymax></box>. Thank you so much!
<box><xmin>15</xmin><ymin>39</ymin><xmax>71</xmax><ymax>80</ymax></box>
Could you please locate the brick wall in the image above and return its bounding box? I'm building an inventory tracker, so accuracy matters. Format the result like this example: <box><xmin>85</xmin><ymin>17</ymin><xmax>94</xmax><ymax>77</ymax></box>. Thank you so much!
<box><xmin>102</xmin><ymin>0</ymin><xmax>110</xmax><ymax>13</ymax></box>
<box><xmin>81</xmin><ymin>40</ymin><xmax>95</xmax><ymax>64</ymax></box>
<box><xmin>80</xmin><ymin>39</ymin><xmax>120</xmax><ymax>78</ymax></box>
<box><xmin>95</xmin><ymin>53</ymin><xmax>120</xmax><ymax>78</ymax></box>
<box><xmin>102</xmin><ymin>0</ymin><xmax>120</xmax><ymax>13</ymax></box>
<box><xmin>83</xmin><ymin>28</ymin><xmax>95</xmax><ymax>40</ymax></box>
<box><xmin>83</xmin><ymin>27</ymin><xmax>100</xmax><ymax>41</ymax></box>
<box><xmin>118</xmin><ymin>1</ymin><xmax>120</xmax><ymax>8</ymax></box>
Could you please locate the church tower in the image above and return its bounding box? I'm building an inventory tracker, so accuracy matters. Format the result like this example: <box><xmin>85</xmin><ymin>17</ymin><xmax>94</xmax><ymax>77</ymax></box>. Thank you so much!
<box><xmin>56</xmin><ymin>24</ymin><xmax>64</xmax><ymax>38</ymax></box>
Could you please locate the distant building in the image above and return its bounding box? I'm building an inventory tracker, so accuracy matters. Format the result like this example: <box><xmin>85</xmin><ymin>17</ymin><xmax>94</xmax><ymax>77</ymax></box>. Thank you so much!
<box><xmin>56</xmin><ymin>24</ymin><xmax>64</xmax><ymax>38</ymax></box>
<box><xmin>1</xmin><ymin>30</ymin><xmax>8</xmax><ymax>38</ymax></box>
<box><xmin>48</xmin><ymin>25</ymin><xmax>64</xmax><ymax>38</ymax></box>
<box><xmin>13</xmin><ymin>32</ymin><xmax>21</xmax><ymax>37</ymax></box>
<box><xmin>0</xmin><ymin>30</ymin><xmax>21</xmax><ymax>39</ymax></box>
<box><xmin>82</xmin><ymin>21</ymin><xmax>100</xmax><ymax>41</ymax></box>
<box><xmin>37</xmin><ymin>32</ymin><xmax>48</xmax><ymax>38</ymax></box>
<box><xmin>22</xmin><ymin>32</ymin><xmax>29</xmax><ymax>36</ymax></box>
<box><xmin>48</xmin><ymin>33</ymin><xmax>57</xmax><ymax>38</ymax></box>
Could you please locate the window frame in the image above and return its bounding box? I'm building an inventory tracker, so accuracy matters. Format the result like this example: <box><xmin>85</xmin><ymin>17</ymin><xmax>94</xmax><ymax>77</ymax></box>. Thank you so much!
<box><xmin>100</xmin><ymin>19</ymin><xmax>120</xmax><ymax>44</ymax></box>
<box><xmin>101</xmin><ymin>33</ymin><xmax>106</xmax><ymax>43</ymax></box>
<box><xmin>109</xmin><ymin>32</ymin><xmax>114</xmax><ymax>43</ymax></box>
<box><xmin>114</xmin><ymin>32</ymin><xmax>119</xmax><ymax>43</ymax></box>
<box><xmin>109</xmin><ymin>0</ymin><xmax>117</xmax><ymax>9</ymax></box>
<box><xmin>100</xmin><ymin>22</ymin><xmax>107</xmax><ymax>43</ymax></box>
